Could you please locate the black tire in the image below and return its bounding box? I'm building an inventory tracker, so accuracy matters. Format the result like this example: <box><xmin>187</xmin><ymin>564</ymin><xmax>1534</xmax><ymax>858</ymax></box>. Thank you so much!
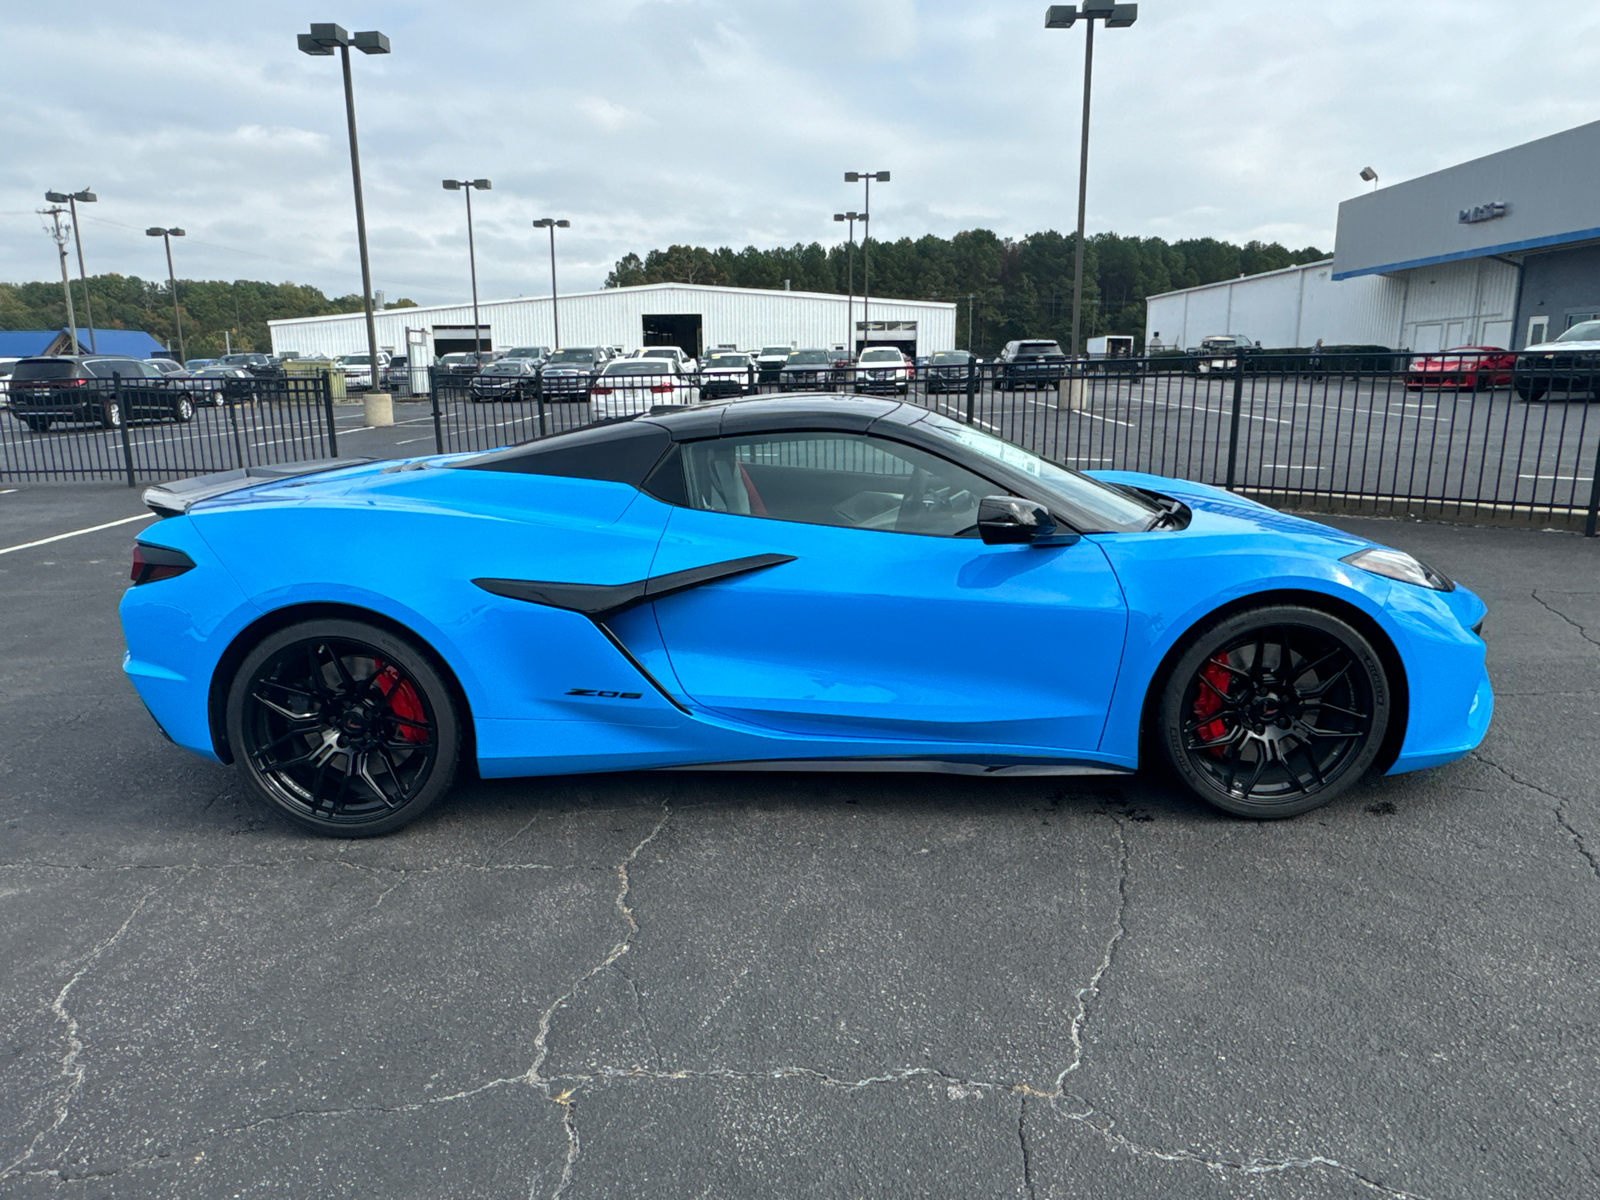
<box><xmin>1514</xmin><ymin>376</ymin><xmax>1548</xmax><ymax>402</ymax></box>
<box><xmin>100</xmin><ymin>400</ymin><xmax>122</xmax><ymax>429</ymax></box>
<box><xmin>172</xmin><ymin>396</ymin><xmax>195</xmax><ymax>423</ymax></box>
<box><xmin>226</xmin><ymin>619</ymin><xmax>461</xmax><ymax>837</ymax></box>
<box><xmin>23</xmin><ymin>415</ymin><xmax>51</xmax><ymax>432</ymax></box>
<box><xmin>1157</xmin><ymin>606</ymin><xmax>1391</xmax><ymax>819</ymax></box>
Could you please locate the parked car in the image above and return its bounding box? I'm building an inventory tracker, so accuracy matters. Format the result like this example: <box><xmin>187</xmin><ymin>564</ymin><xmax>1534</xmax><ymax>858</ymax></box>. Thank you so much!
<box><xmin>1405</xmin><ymin>346</ymin><xmax>1516</xmax><ymax>392</ymax></box>
<box><xmin>588</xmin><ymin>358</ymin><xmax>700</xmax><ymax>418</ymax></box>
<box><xmin>218</xmin><ymin>353</ymin><xmax>273</xmax><ymax>375</ymax></box>
<box><xmin>700</xmin><ymin>351</ymin><xmax>757</xmax><ymax>399</ymax></box>
<box><xmin>126</xmin><ymin>395</ymin><xmax>1491</xmax><ymax>837</ymax></box>
<box><xmin>470</xmin><ymin>358</ymin><xmax>542</xmax><ymax>401</ymax></box>
<box><xmin>924</xmin><ymin>350</ymin><xmax>975</xmax><ymax>393</ymax></box>
<box><xmin>778</xmin><ymin>348</ymin><xmax>836</xmax><ymax>391</ymax></box>
<box><xmin>540</xmin><ymin>347</ymin><xmax>610</xmax><ymax>398</ymax></box>
<box><xmin>383</xmin><ymin>355</ymin><xmax>411</xmax><ymax>393</ymax></box>
<box><xmin>1193</xmin><ymin>334</ymin><xmax>1255</xmax><ymax>375</ymax></box>
<box><xmin>629</xmin><ymin>346</ymin><xmax>699</xmax><ymax>373</ymax></box>
<box><xmin>852</xmin><ymin>347</ymin><xmax>912</xmax><ymax>395</ymax></box>
<box><xmin>755</xmin><ymin>345</ymin><xmax>794</xmax><ymax>385</ymax></box>
<box><xmin>995</xmin><ymin>340</ymin><xmax>1068</xmax><ymax>389</ymax></box>
<box><xmin>7</xmin><ymin>356</ymin><xmax>196</xmax><ymax>429</ymax></box>
<box><xmin>145</xmin><ymin>358</ymin><xmax>188</xmax><ymax>378</ymax></box>
<box><xmin>184</xmin><ymin>358</ymin><xmax>219</xmax><ymax>371</ymax></box>
<box><xmin>182</xmin><ymin>366</ymin><xmax>261</xmax><ymax>405</ymax></box>
<box><xmin>0</xmin><ymin>357</ymin><xmax>19</xmax><ymax>407</ymax></box>
<box><xmin>827</xmin><ymin>349</ymin><xmax>856</xmax><ymax>389</ymax></box>
<box><xmin>437</xmin><ymin>352</ymin><xmax>497</xmax><ymax>377</ymax></box>
<box><xmin>335</xmin><ymin>352</ymin><xmax>390</xmax><ymax>391</ymax></box>
<box><xmin>502</xmin><ymin>346</ymin><xmax>551</xmax><ymax>364</ymax></box>
<box><xmin>1513</xmin><ymin>320</ymin><xmax>1600</xmax><ymax>401</ymax></box>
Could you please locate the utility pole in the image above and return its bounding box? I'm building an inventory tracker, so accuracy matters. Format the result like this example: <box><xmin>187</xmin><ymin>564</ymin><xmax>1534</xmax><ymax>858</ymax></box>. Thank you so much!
<box><xmin>41</xmin><ymin>207</ymin><xmax>79</xmax><ymax>355</ymax></box>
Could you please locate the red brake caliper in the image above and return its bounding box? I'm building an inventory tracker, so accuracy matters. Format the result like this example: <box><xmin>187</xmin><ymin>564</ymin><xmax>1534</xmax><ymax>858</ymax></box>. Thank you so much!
<box><xmin>1191</xmin><ymin>658</ymin><xmax>1234</xmax><ymax>756</ymax></box>
<box><xmin>372</xmin><ymin>663</ymin><xmax>427</xmax><ymax>744</ymax></box>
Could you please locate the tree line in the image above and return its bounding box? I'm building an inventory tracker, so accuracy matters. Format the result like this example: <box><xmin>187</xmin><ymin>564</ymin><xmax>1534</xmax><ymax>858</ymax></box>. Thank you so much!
<box><xmin>607</xmin><ymin>230</ymin><xmax>1327</xmax><ymax>354</ymax></box>
<box><xmin>0</xmin><ymin>276</ymin><xmax>417</xmax><ymax>359</ymax></box>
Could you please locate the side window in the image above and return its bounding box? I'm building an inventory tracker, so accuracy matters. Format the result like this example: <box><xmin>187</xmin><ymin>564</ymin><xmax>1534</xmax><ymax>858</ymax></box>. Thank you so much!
<box><xmin>677</xmin><ymin>432</ymin><xmax>999</xmax><ymax>537</ymax></box>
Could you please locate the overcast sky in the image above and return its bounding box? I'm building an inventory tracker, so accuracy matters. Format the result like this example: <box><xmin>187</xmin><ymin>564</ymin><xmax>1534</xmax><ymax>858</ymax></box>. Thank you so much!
<box><xmin>5</xmin><ymin>0</ymin><xmax>1598</xmax><ymax>308</ymax></box>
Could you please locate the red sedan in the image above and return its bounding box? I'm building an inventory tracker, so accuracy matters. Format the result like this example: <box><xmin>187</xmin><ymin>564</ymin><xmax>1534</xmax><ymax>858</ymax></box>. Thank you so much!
<box><xmin>1406</xmin><ymin>346</ymin><xmax>1516</xmax><ymax>391</ymax></box>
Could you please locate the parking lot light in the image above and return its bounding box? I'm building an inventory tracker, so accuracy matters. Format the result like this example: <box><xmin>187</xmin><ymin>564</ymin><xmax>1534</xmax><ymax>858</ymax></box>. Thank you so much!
<box><xmin>532</xmin><ymin>218</ymin><xmax>570</xmax><ymax>349</ymax></box>
<box><xmin>844</xmin><ymin>173</ymin><xmax>889</xmax><ymax>351</ymax></box>
<box><xmin>834</xmin><ymin>212</ymin><xmax>865</xmax><ymax>353</ymax></box>
<box><xmin>47</xmin><ymin>189</ymin><xmax>98</xmax><ymax>353</ymax></box>
<box><xmin>298</xmin><ymin>22</ymin><xmax>390</xmax><ymax>391</ymax></box>
<box><xmin>444</xmin><ymin>179</ymin><xmax>492</xmax><ymax>354</ymax></box>
<box><xmin>1046</xmin><ymin>2</ymin><xmax>1138</xmax><ymax>358</ymax></box>
<box><xmin>146</xmin><ymin>227</ymin><xmax>187</xmax><ymax>362</ymax></box>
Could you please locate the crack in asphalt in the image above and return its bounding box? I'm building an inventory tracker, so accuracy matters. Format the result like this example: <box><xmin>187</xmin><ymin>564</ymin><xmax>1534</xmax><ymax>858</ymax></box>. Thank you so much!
<box><xmin>0</xmin><ymin>806</ymin><xmax>1433</xmax><ymax>1200</ymax></box>
<box><xmin>1473</xmin><ymin>752</ymin><xmax>1600</xmax><ymax>884</ymax></box>
<box><xmin>0</xmin><ymin>887</ymin><xmax>162</xmax><ymax>1182</ymax></box>
<box><xmin>1531</xmin><ymin>590</ymin><xmax>1600</xmax><ymax>651</ymax></box>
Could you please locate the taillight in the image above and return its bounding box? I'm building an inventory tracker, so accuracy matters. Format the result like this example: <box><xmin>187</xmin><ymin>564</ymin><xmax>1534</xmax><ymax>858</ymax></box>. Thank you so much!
<box><xmin>591</xmin><ymin>385</ymin><xmax>612</xmax><ymax>396</ymax></box>
<box><xmin>649</xmin><ymin>383</ymin><xmax>674</xmax><ymax>393</ymax></box>
<box><xmin>131</xmin><ymin>542</ymin><xmax>195</xmax><ymax>585</ymax></box>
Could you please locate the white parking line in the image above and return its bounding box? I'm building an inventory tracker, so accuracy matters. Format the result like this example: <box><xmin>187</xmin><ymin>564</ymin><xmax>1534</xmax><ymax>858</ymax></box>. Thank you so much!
<box><xmin>0</xmin><ymin>512</ymin><xmax>155</xmax><ymax>556</ymax></box>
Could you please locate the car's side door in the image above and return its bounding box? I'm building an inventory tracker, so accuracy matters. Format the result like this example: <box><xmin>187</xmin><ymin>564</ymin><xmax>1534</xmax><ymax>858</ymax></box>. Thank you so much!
<box><xmin>643</xmin><ymin>429</ymin><xmax>1129</xmax><ymax>754</ymax></box>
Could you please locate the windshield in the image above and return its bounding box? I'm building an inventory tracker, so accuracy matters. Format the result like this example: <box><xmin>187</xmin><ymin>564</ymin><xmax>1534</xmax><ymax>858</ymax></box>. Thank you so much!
<box><xmin>859</xmin><ymin>349</ymin><xmax>902</xmax><ymax>363</ymax></box>
<box><xmin>484</xmin><ymin>362</ymin><xmax>523</xmax><ymax>374</ymax></box>
<box><xmin>760</xmin><ymin>347</ymin><xmax>792</xmax><ymax>357</ymax></box>
<box><xmin>547</xmin><ymin>348</ymin><xmax>597</xmax><ymax>364</ymax></box>
<box><xmin>786</xmin><ymin>350</ymin><xmax>831</xmax><ymax>365</ymax></box>
<box><xmin>13</xmin><ymin>360</ymin><xmax>79</xmax><ymax>380</ymax></box>
<box><xmin>504</xmin><ymin>347</ymin><xmax>547</xmax><ymax>358</ymax></box>
<box><xmin>339</xmin><ymin>355</ymin><xmax>373</xmax><ymax>366</ymax></box>
<box><xmin>640</xmin><ymin>348</ymin><xmax>680</xmax><ymax>359</ymax></box>
<box><xmin>915</xmin><ymin>411</ymin><xmax>1159</xmax><ymax>533</ymax></box>
<box><xmin>1017</xmin><ymin>342</ymin><xmax>1063</xmax><ymax>356</ymax></box>
<box><xmin>1555</xmin><ymin>321</ymin><xmax>1600</xmax><ymax>343</ymax></box>
<box><xmin>932</xmin><ymin>352</ymin><xmax>969</xmax><ymax>365</ymax></box>
<box><xmin>604</xmin><ymin>360</ymin><xmax>672</xmax><ymax>376</ymax></box>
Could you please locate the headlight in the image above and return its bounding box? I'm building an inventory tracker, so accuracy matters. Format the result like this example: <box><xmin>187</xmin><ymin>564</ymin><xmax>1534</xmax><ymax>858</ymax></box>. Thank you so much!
<box><xmin>1341</xmin><ymin>546</ymin><xmax>1454</xmax><ymax>591</ymax></box>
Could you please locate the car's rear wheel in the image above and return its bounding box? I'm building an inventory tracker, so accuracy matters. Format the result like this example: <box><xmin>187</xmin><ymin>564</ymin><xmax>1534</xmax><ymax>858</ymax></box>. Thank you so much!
<box><xmin>100</xmin><ymin>400</ymin><xmax>122</xmax><ymax>429</ymax></box>
<box><xmin>172</xmin><ymin>396</ymin><xmax>195</xmax><ymax>422</ymax></box>
<box><xmin>23</xmin><ymin>416</ymin><xmax>51</xmax><ymax>432</ymax></box>
<box><xmin>226</xmin><ymin>619</ymin><xmax>461</xmax><ymax>837</ymax></box>
<box><xmin>1158</xmin><ymin>606</ymin><xmax>1390</xmax><ymax>818</ymax></box>
<box><xmin>1514</xmin><ymin>376</ymin><xmax>1548</xmax><ymax>402</ymax></box>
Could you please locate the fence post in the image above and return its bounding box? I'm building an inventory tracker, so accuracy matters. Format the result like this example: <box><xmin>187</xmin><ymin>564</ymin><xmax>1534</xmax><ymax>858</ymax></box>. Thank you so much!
<box><xmin>322</xmin><ymin>373</ymin><xmax>339</xmax><ymax>458</ymax></box>
<box><xmin>1224</xmin><ymin>354</ymin><xmax>1246</xmax><ymax>491</ymax></box>
<box><xmin>964</xmin><ymin>359</ymin><xmax>977</xmax><ymax>423</ymax></box>
<box><xmin>113</xmin><ymin>373</ymin><xmax>136</xmax><ymax>488</ymax></box>
<box><xmin>1585</xmin><ymin>428</ymin><xmax>1600</xmax><ymax>537</ymax></box>
<box><xmin>536</xmin><ymin>392</ymin><xmax>547</xmax><ymax>440</ymax></box>
<box><xmin>225</xmin><ymin>389</ymin><xmax>247</xmax><ymax>468</ymax></box>
<box><xmin>430</xmin><ymin>368</ymin><xmax>445</xmax><ymax>453</ymax></box>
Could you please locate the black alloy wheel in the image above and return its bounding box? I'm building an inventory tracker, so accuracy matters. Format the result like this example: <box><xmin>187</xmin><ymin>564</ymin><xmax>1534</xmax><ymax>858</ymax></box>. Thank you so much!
<box><xmin>226</xmin><ymin>619</ymin><xmax>460</xmax><ymax>836</ymax></box>
<box><xmin>1158</xmin><ymin>606</ymin><xmax>1390</xmax><ymax>818</ymax></box>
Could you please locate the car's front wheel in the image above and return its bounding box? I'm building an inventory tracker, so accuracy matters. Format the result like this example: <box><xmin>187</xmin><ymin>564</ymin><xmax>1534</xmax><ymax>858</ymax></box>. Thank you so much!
<box><xmin>172</xmin><ymin>396</ymin><xmax>195</xmax><ymax>422</ymax></box>
<box><xmin>100</xmin><ymin>400</ymin><xmax>122</xmax><ymax>429</ymax></box>
<box><xmin>1514</xmin><ymin>376</ymin><xmax>1548</xmax><ymax>402</ymax></box>
<box><xmin>1158</xmin><ymin>606</ymin><xmax>1390</xmax><ymax>818</ymax></box>
<box><xmin>226</xmin><ymin>619</ymin><xmax>461</xmax><ymax>837</ymax></box>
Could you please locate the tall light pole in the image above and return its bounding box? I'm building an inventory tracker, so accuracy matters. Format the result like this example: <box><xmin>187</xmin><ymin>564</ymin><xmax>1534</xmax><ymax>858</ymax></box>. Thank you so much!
<box><xmin>46</xmin><ymin>189</ymin><xmax>97</xmax><ymax>353</ymax></box>
<box><xmin>844</xmin><ymin>172</ymin><xmax>888</xmax><ymax>350</ymax></box>
<box><xmin>41</xmin><ymin>207</ymin><xmax>79</xmax><ymax>355</ymax></box>
<box><xmin>832</xmin><ymin>211</ymin><xmax>864</xmax><ymax>352</ymax></box>
<box><xmin>298</xmin><ymin>23</ymin><xmax>390</xmax><ymax>381</ymax></box>
<box><xmin>146</xmin><ymin>227</ymin><xmax>187</xmax><ymax>362</ymax></box>
<box><xmin>443</xmin><ymin>179</ymin><xmax>491</xmax><ymax>354</ymax></box>
<box><xmin>1045</xmin><ymin>2</ymin><xmax>1137</xmax><ymax>358</ymax></box>
<box><xmin>532</xmin><ymin>218</ymin><xmax>569</xmax><ymax>349</ymax></box>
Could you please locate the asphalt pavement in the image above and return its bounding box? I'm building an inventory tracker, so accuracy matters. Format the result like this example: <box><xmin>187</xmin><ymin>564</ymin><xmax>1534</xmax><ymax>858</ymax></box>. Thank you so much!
<box><xmin>1</xmin><ymin>485</ymin><xmax>1597</xmax><ymax>1199</ymax></box>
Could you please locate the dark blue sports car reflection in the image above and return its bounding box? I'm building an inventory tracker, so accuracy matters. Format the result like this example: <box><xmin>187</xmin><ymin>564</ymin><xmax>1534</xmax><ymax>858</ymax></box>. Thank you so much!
<box><xmin>122</xmin><ymin>396</ymin><xmax>1491</xmax><ymax>836</ymax></box>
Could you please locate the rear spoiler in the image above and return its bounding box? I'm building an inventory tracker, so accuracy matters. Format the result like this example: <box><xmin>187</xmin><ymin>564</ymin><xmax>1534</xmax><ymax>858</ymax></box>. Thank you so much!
<box><xmin>142</xmin><ymin>458</ymin><xmax>371</xmax><ymax>518</ymax></box>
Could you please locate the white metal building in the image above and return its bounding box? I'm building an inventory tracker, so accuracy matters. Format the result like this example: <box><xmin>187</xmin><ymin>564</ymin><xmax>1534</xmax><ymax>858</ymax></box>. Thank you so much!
<box><xmin>1145</xmin><ymin>257</ymin><xmax>1519</xmax><ymax>352</ymax></box>
<box><xmin>1147</xmin><ymin>119</ymin><xmax>1600</xmax><ymax>352</ymax></box>
<box><xmin>268</xmin><ymin>282</ymin><xmax>955</xmax><ymax>363</ymax></box>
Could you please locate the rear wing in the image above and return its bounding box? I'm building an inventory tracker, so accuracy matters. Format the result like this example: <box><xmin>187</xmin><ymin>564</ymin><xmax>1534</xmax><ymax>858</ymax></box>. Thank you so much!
<box><xmin>142</xmin><ymin>458</ymin><xmax>371</xmax><ymax>518</ymax></box>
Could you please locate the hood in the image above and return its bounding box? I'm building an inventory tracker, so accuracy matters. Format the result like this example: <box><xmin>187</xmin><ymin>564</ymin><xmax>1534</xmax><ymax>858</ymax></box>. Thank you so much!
<box><xmin>1524</xmin><ymin>340</ymin><xmax>1600</xmax><ymax>354</ymax></box>
<box><xmin>1088</xmin><ymin>469</ymin><xmax>1370</xmax><ymax>549</ymax></box>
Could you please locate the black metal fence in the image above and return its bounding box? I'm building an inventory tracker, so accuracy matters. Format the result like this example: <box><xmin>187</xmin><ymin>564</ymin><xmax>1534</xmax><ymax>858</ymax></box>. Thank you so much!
<box><xmin>0</xmin><ymin>373</ymin><xmax>338</xmax><ymax>485</ymax></box>
<box><xmin>426</xmin><ymin>353</ymin><xmax>1600</xmax><ymax>535</ymax></box>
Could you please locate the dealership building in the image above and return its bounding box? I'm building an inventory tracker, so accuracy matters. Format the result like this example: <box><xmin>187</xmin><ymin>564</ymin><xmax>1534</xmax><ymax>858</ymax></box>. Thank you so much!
<box><xmin>1146</xmin><ymin>119</ymin><xmax>1600</xmax><ymax>353</ymax></box>
<box><xmin>268</xmin><ymin>282</ymin><xmax>955</xmax><ymax>364</ymax></box>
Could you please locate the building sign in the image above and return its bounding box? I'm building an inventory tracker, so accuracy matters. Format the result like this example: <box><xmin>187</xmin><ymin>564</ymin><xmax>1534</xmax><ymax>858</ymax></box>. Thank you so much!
<box><xmin>1458</xmin><ymin>202</ymin><xmax>1508</xmax><ymax>225</ymax></box>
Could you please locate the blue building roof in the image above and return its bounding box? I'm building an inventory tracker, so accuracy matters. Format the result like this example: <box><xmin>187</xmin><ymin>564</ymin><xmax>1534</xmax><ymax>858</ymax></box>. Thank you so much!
<box><xmin>0</xmin><ymin>329</ymin><xmax>167</xmax><ymax>358</ymax></box>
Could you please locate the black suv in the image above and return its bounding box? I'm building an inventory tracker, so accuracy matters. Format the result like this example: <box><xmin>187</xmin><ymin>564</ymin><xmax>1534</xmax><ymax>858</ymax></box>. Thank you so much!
<box><xmin>218</xmin><ymin>352</ymin><xmax>275</xmax><ymax>376</ymax></box>
<box><xmin>7</xmin><ymin>357</ymin><xmax>194</xmax><ymax>430</ymax></box>
<box><xmin>995</xmin><ymin>340</ymin><xmax>1068</xmax><ymax>390</ymax></box>
<box><xmin>539</xmin><ymin>347</ymin><xmax>610</xmax><ymax>397</ymax></box>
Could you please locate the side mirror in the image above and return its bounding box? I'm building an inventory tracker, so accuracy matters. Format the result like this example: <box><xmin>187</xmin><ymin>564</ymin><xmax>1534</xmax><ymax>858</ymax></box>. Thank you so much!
<box><xmin>977</xmin><ymin>496</ymin><xmax>1063</xmax><ymax>545</ymax></box>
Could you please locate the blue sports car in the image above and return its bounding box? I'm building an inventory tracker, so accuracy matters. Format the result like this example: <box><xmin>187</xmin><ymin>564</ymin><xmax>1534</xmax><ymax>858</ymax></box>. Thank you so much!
<box><xmin>121</xmin><ymin>396</ymin><xmax>1492</xmax><ymax>837</ymax></box>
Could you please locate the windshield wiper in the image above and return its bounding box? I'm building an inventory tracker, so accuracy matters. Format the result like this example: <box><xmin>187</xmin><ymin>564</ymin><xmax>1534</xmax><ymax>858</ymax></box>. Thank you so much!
<box><xmin>1144</xmin><ymin>498</ymin><xmax>1185</xmax><ymax>531</ymax></box>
